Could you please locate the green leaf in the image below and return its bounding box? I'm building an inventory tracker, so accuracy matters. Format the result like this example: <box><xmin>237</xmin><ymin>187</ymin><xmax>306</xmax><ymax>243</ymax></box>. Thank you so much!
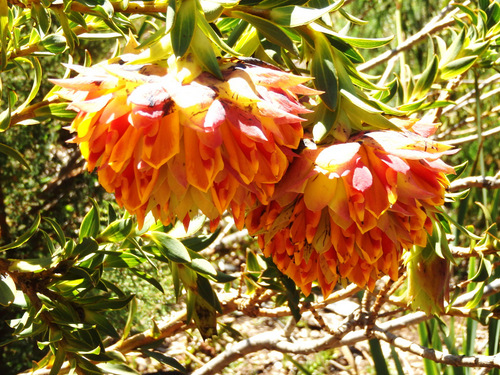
<box><xmin>34</xmin><ymin>103</ymin><xmax>77</xmax><ymax>121</ymax></box>
<box><xmin>83</xmin><ymin>295</ymin><xmax>135</xmax><ymax>311</ymax></box>
<box><xmin>84</xmin><ymin>309</ymin><xmax>120</xmax><ymax>338</ymax></box>
<box><xmin>41</xmin><ymin>34</ymin><xmax>67</xmax><ymax>54</ymax></box>
<box><xmin>0</xmin><ymin>143</ymin><xmax>30</xmax><ymax>169</ymax></box>
<box><xmin>231</xmin><ymin>11</ymin><xmax>297</xmax><ymax>54</ymax></box>
<box><xmin>440</xmin><ymin>27</ymin><xmax>466</xmax><ymax>67</ymax></box>
<box><xmin>197</xmin><ymin>275</ymin><xmax>222</xmax><ymax>313</ymax></box>
<box><xmin>470</xmin><ymin>256</ymin><xmax>492</xmax><ymax>282</ymax></box>
<box><xmin>181</xmin><ymin>228</ymin><xmax>220</xmax><ymax>252</ymax></box>
<box><xmin>73</xmin><ymin>237</ymin><xmax>99</xmax><ymax>259</ymax></box>
<box><xmin>0</xmin><ymin>90</ymin><xmax>16</xmax><ymax>131</ymax></box>
<box><xmin>465</xmin><ymin>281</ymin><xmax>485</xmax><ymax>309</ymax></box>
<box><xmin>197</xmin><ymin>10</ymin><xmax>242</xmax><ymax>56</ymax></box>
<box><xmin>165</xmin><ymin>0</ymin><xmax>176</xmax><ymax>33</ymax></box>
<box><xmin>193</xmin><ymin>295</ymin><xmax>217</xmax><ymax>339</ymax></box>
<box><xmin>98</xmin><ymin>218</ymin><xmax>133</xmax><ymax>243</ymax></box>
<box><xmin>190</xmin><ymin>24</ymin><xmax>223</xmax><ymax>79</ymax></box>
<box><xmin>310</xmin><ymin>33</ymin><xmax>338</xmax><ymax>111</ymax></box>
<box><xmin>369</xmin><ymin>339</ymin><xmax>390</xmax><ymax>375</ymax></box>
<box><xmin>49</xmin><ymin>346</ymin><xmax>67</xmax><ymax>375</ymax></box>
<box><xmin>42</xmin><ymin>217</ymin><xmax>66</xmax><ymax>247</ymax></box>
<box><xmin>146</xmin><ymin>231</ymin><xmax>191</xmax><ymax>263</ymax></box>
<box><xmin>187</xmin><ymin>249</ymin><xmax>217</xmax><ymax>277</ymax></box>
<box><xmin>171</xmin><ymin>0</ymin><xmax>196</xmax><ymax>58</ymax></box>
<box><xmin>0</xmin><ymin>276</ymin><xmax>16</xmax><ymax>306</ymax></box>
<box><xmin>121</xmin><ymin>296</ymin><xmax>136</xmax><ymax>341</ymax></box>
<box><xmin>440</xmin><ymin>55</ymin><xmax>477</xmax><ymax>80</ymax></box>
<box><xmin>246</xmin><ymin>250</ymin><xmax>261</xmax><ymax>273</ymax></box>
<box><xmin>0</xmin><ymin>214</ymin><xmax>40</xmax><ymax>252</ymax></box>
<box><xmin>412</xmin><ymin>55</ymin><xmax>439</xmax><ymax>100</ymax></box>
<box><xmin>334</xmin><ymin>34</ymin><xmax>394</xmax><ymax>49</ymax></box>
<box><xmin>312</xmin><ymin>102</ymin><xmax>338</xmax><ymax>142</ymax></box>
<box><xmin>140</xmin><ymin>350</ymin><xmax>187</xmax><ymax>373</ymax></box>
<box><xmin>130</xmin><ymin>269</ymin><xmax>164</xmax><ymax>293</ymax></box>
<box><xmin>79</xmin><ymin>198</ymin><xmax>100</xmax><ymax>241</ymax></box>
<box><xmin>269</xmin><ymin>1</ymin><xmax>343</xmax><ymax>27</ymax></box>
<box><xmin>97</xmin><ymin>362</ymin><xmax>140</xmax><ymax>375</ymax></box>
<box><xmin>103</xmin><ymin>251</ymin><xmax>145</xmax><ymax>268</ymax></box>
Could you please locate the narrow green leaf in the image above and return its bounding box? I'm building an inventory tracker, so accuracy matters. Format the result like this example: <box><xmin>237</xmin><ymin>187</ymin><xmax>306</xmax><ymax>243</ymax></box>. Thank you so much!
<box><xmin>130</xmin><ymin>269</ymin><xmax>164</xmax><ymax>293</ymax></box>
<box><xmin>165</xmin><ymin>0</ymin><xmax>176</xmax><ymax>33</ymax></box>
<box><xmin>312</xmin><ymin>102</ymin><xmax>338</xmax><ymax>142</ymax></box>
<box><xmin>310</xmin><ymin>33</ymin><xmax>338</xmax><ymax>111</ymax></box>
<box><xmin>181</xmin><ymin>228</ymin><xmax>220</xmax><ymax>252</ymax></box>
<box><xmin>193</xmin><ymin>295</ymin><xmax>217</xmax><ymax>339</ymax></box>
<box><xmin>197</xmin><ymin>10</ymin><xmax>242</xmax><ymax>56</ymax></box>
<box><xmin>33</xmin><ymin>102</ymin><xmax>76</xmax><ymax>121</ymax></box>
<box><xmin>440</xmin><ymin>56</ymin><xmax>477</xmax><ymax>80</ymax></box>
<box><xmin>146</xmin><ymin>231</ymin><xmax>191</xmax><ymax>263</ymax></box>
<box><xmin>171</xmin><ymin>0</ymin><xmax>196</xmax><ymax>57</ymax></box>
<box><xmin>98</xmin><ymin>218</ymin><xmax>133</xmax><ymax>243</ymax></box>
<box><xmin>412</xmin><ymin>55</ymin><xmax>439</xmax><ymax>100</ymax></box>
<box><xmin>231</xmin><ymin>11</ymin><xmax>297</xmax><ymax>54</ymax></box>
<box><xmin>187</xmin><ymin>249</ymin><xmax>217</xmax><ymax>277</ymax></box>
<box><xmin>140</xmin><ymin>350</ymin><xmax>187</xmax><ymax>373</ymax></box>
<box><xmin>369</xmin><ymin>339</ymin><xmax>390</xmax><ymax>375</ymax></box>
<box><xmin>0</xmin><ymin>276</ymin><xmax>16</xmax><ymax>306</ymax></box>
<box><xmin>79</xmin><ymin>199</ymin><xmax>100</xmax><ymax>241</ymax></box>
<box><xmin>335</xmin><ymin>34</ymin><xmax>394</xmax><ymax>49</ymax></box>
<box><xmin>465</xmin><ymin>281</ymin><xmax>485</xmax><ymax>309</ymax></box>
<box><xmin>83</xmin><ymin>295</ymin><xmax>135</xmax><ymax>311</ymax></box>
<box><xmin>121</xmin><ymin>296</ymin><xmax>136</xmax><ymax>341</ymax></box>
<box><xmin>49</xmin><ymin>346</ymin><xmax>66</xmax><ymax>375</ymax></box>
<box><xmin>0</xmin><ymin>214</ymin><xmax>40</xmax><ymax>252</ymax></box>
<box><xmin>269</xmin><ymin>1</ymin><xmax>343</xmax><ymax>27</ymax></box>
<box><xmin>0</xmin><ymin>90</ymin><xmax>16</xmax><ymax>131</ymax></box>
<box><xmin>42</xmin><ymin>217</ymin><xmax>66</xmax><ymax>247</ymax></box>
<box><xmin>197</xmin><ymin>275</ymin><xmax>222</xmax><ymax>313</ymax></box>
<box><xmin>103</xmin><ymin>251</ymin><xmax>145</xmax><ymax>268</ymax></box>
<box><xmin>190</xmin><ymin>25</ymin><xmax>223</xmax><ymax>79</ymax></box>
<box><xmin>97</xmin><ymin>362</ymin><xmax>140</xmax><ymax>375</ymax></box>
<box><xmin>41</xmin><ymin>34</ymin><xmax>67</xmax><ymax>54</ymax></box>
<box><xmin>0</xmin><ymin>143</ymin><xmax>30</xmax><ymax>169</ymax></box>
<box><xmin>470</xmin><ymin>256</ymin><xmax>492</xmax><ymax>282</ymax></box>
<box><xmin>440</xmin><ymin>28</ymin><xmax>466</xmax><ymax>67</ymax></box>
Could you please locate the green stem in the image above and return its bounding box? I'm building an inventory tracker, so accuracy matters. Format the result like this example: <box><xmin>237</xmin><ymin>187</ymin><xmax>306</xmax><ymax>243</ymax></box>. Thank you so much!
<box><xmin>395</xmin><ymin>1</ymin><xmax>407</xmax><ymax>102</ymax></box>
<box><xmin>474</xmin><ymin>69</ymin><xmax>488</xmax><ymax>207</ymax></box>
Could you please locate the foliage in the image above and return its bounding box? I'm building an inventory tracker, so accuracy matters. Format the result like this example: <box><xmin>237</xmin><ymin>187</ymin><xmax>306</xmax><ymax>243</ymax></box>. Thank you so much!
<box><xmin>0</xmin><ymin>0</ymin><xmax>499</xmax><ymax>374</ymax></box>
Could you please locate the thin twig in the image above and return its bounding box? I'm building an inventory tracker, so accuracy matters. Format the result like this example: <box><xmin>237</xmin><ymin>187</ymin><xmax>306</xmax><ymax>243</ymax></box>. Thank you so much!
<box><xmin>359</xmin><ymin>2</ymin><xmax>469</xmax><ymax>72</ymax></box>
<box><xmin>373</xmin><ymin>328</ymin><xmax>500</xmax><ymax>368</ymax></box>
<box><xmin>448</xmin><ymin>174</ymin><xmax>500</xmax><ymax>192</ymax></box>
<box><xmin>443</xmin><ymin>124</ymin><xmax>500</xmax><ymax>146</ymax></box>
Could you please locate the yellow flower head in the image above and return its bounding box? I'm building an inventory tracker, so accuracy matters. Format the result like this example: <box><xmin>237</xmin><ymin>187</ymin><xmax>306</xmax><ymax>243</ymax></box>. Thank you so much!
<box><xmin>53</xmin><ymin>57</ymin><xmax>317</xmax><ymax>228</ymax></box>
<box><xmin>246</xmin><ymin>125</ymin><xmax>455</xmax><ymax>296</ymax></box>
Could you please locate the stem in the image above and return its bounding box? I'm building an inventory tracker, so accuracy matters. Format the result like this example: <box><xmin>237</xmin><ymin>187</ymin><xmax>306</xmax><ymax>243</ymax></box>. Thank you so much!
<box><xmin>474</xmin><ymin>69</ymin><xmax>488</xmax><ymax>208</ymax></box>
<box><xmin>395</xmin><ymin>1</ymin><xmax>407</xmax><ymax>102</ymax></box>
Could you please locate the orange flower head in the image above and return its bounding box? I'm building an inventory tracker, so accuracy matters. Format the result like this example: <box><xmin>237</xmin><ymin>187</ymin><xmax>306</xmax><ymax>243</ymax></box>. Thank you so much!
<box><xmin>246</xmin><ymin>126</ymin><xmax>455</xmax><ymax>296</ymax></box>
<box><xmin>53</xmin><ymin>57</ymin><xmax>318</xmax><ymax>228</ymax></box>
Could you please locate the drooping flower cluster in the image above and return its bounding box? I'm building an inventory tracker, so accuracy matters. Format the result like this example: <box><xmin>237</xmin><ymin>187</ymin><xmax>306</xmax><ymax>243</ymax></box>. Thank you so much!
<box><xmin>246</xmin><ymin>125</ymin><xmax>455</xmax><ymax>296</ymax></box>
<box><xmin>54</xmin><ymin>57</ymin><xmax>317</xmax><ymax>228</ymax></box>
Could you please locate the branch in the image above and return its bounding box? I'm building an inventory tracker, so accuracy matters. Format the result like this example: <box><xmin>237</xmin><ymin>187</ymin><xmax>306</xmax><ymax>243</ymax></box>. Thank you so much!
<box><xmin>444</xmin><ymin>124</ymin><xmax>500</xmax><ymax>146</ymax></box>
<box><xmin>358</xmin><ymin>2</ymin><xmax>469</xmax><ymax>72</ymax></box>
<box><xmin>193</xmin><ymin>279</ymin><xmax>500</xmax><ymax>375</ymax></box>
<box><xmin>448</xmin><ymin>174</ymin><xmax>500</xmax><ymax>192</ymax></box>
<box><xmin>374</xmin><ymin>328</ymin><xmax>500</xmax><ymax>368</ymax></box>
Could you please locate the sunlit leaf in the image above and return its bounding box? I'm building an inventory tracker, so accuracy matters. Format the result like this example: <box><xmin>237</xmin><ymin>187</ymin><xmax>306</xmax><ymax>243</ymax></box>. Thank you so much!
<box><xmin>0</xmin><ymin>214</ymin><xmax>40</xmax><ymax>252</ymax></box>
<box><xmin>231</xmin><ymin>10</ymin><xmax>297</xmax><ymax>54</ymax></box>
<box><xmin>270</xmin><ymin>1</ymin><xmax>343</xmax><ymax>27</ymax></box>
<box><xmin>147</xmin><ymin>231</ymin><xmax>191</xmax><ymax>263</ymax></box>
<box><xmin>171</xmin><ymin>0</ymin><xmax>196</xmax><ymax>57</ymax></box>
